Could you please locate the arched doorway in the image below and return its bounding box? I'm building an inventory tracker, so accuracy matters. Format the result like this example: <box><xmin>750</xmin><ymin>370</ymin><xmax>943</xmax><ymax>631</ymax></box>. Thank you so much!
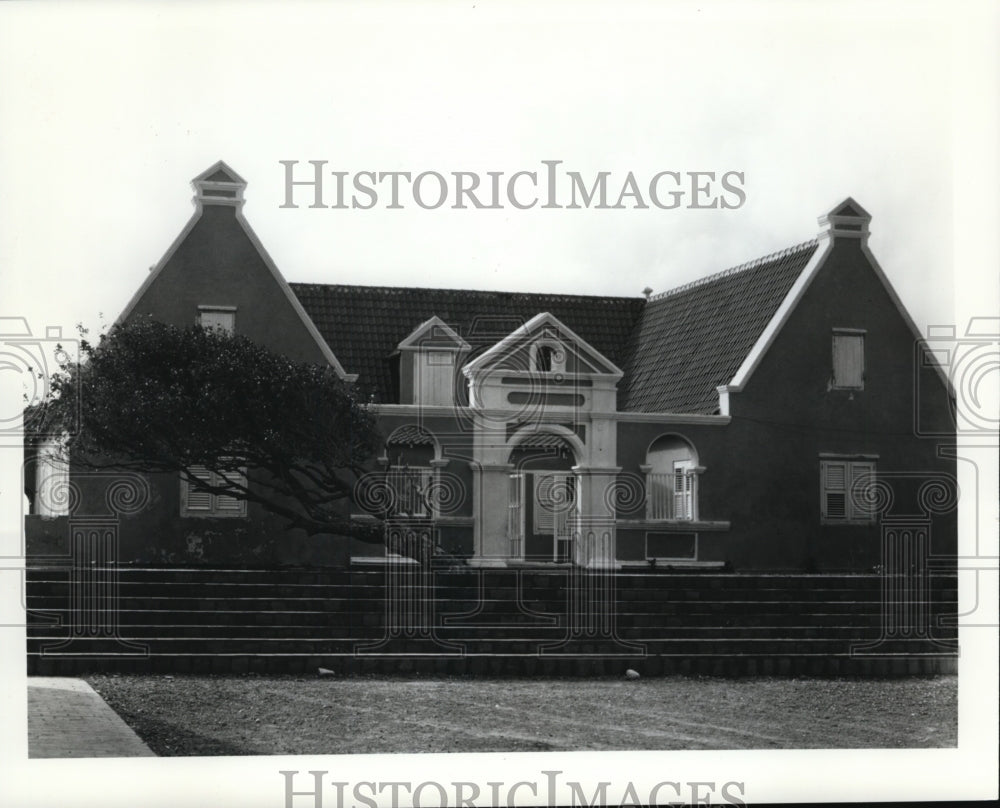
<box><xmin>507</xmin><ymin>431</ymin><xmax>579</xmax><ymax>563</ymax></box>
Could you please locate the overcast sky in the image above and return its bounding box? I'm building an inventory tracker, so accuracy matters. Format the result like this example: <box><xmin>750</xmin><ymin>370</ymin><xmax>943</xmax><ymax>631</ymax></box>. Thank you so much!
<box><xmin>1</xmin><ymin>1</ymin><xmax>998</xmax><ymax>804</ymax></box>
<box><xmin>2</xmin><ymin>0</ymin><xmax>995</xmax><ymax>342</ymax></box>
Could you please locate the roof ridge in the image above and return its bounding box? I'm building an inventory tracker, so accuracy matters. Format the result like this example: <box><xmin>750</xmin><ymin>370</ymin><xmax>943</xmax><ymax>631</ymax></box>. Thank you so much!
<box><xmin>290</xmin><ymin>281</ymin><xmax>645</xmax><ymax>303</ymax></box>
<box><xmin>648</xmin><ymin>238</ymin><xmax>818</xmax><ymax>302</ymax></box>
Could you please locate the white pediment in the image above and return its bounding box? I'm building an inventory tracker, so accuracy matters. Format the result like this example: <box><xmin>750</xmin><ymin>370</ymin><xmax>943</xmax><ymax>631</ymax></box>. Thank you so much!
<box><xmin>397</xmin><ymin>316</ymin><xmax>470</xmax><ymax>352</ymax></box>
<box><xmin>461</xmin><ymin>312</ymin><xmax>622</xmax><ymax>379</ymax></box>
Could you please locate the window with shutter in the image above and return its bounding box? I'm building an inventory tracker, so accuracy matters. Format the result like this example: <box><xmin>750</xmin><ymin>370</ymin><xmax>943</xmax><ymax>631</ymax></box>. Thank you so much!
<box><xmin>822</xmin><ymin>461</ymin><xmax>848</xmax><ymax>519</ymax></box>
<box><xmin>181</xmin><ymin>465</ymin><xmax>247</xmax><ymax>517</ymax></box>
<box><xmin>832</xmin><ymin>330</ymin><xmax>865</xmax><ymax>389</ymax></box>
<box><xmin>183</xmin><ymin>466</ymin><xmax>214</xmax><ymax>512</ymax></box>
<box><xmin>644</xmin><ymin>436</ymin><xmax>699</xmax><ymax>521</ymax></box>
<box><xmin>821</xmin><ymin>458</ymin><xmax>876</xmax><ymax>523</ymax></box>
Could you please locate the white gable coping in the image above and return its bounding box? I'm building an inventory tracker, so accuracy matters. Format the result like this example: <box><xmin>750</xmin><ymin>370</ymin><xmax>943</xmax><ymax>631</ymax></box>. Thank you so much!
<box><xmin>717</xmin><ymin>197</ymin><xmax>952</xmax><ymax>415</ymax></box>
<box><xmin>396</xmin><ymin>315</ymin><xmax>470</xmax><ymax>352</ymax></box>
<box><xmin>461</xmin><ymin>311</ymin><xmax>623</xmax><ymax>379</ymax></box>
<box><xmin>114</xmin><ymin>162</ymin><xmax>357</xmax><ymax>382</ymax></box>
<box><xmin>191</xmin><ymin>160</ymin><xmax>247</xmax><ymax>209</ymax></box>
<box><xmin>192</xmin><ymin>159</ymin><xmax>246</xmax><ymax>185</ymax></box>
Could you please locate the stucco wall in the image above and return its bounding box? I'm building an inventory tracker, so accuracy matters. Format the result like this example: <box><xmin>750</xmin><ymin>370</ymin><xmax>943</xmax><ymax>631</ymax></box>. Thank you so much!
<box><xmin>613</xmin><ymin>235</ymin><xmax>956</xmax><ymax>571</ymax></box>
<box><xmin>126</xmin><ymin>205</ymin><xmax>330</xmax><ymax>365</ymax></box>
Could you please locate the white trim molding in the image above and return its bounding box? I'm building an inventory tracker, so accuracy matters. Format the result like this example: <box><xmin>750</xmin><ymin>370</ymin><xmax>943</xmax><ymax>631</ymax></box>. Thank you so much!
<box><xmin>461</xmin><ymin>311</ymin><xmax>624</xmax><ymax>379</ymax></box>
<box><xmin>720</xmin><ymin>197</ymin><xmax>954</xmax><ymax>411</ymax></box>
<box><xmin>396</xmin><ymin>315</ymin><xmax>470</xmax><ymax>352</ymax></box>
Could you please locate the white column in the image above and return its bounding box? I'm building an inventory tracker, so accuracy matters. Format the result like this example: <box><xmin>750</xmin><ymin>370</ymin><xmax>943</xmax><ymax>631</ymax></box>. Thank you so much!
<box><xmin>469</xmin><ymin>462</ymin><xmax>513</xmax><ymax>566</ymax></box>
<box><xmin>572</xmin><ymin>467</ymin><xmax>622</xmax><ymax>568</ymax></box>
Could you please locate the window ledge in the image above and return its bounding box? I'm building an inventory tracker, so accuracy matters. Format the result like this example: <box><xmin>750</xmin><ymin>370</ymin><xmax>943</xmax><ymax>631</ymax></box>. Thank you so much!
<box><xmin>351</xmin><ymin>554</ymin><xmax>419</xmax><ymax>566</ymax></box>
<box><xmin>617</xmin><ymin>519</ymin><xmax>730</xmax><ymax>531</ymax></box>
<box><xmin>620</xmin><ymin>560</ymin><xmax>727</xmax><ymax>569</ymax></box>
<box><xmin>821</xmin><ymin>519</ymin><xmax>876</xmax><ymax>526</ymax></box>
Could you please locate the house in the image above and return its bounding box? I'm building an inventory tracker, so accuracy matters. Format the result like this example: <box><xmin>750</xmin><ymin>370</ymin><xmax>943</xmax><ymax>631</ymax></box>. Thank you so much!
<box><xmin>24</xmin><ymin>161</ymin><xmax>957</xmax><ymax>573</ymax></box>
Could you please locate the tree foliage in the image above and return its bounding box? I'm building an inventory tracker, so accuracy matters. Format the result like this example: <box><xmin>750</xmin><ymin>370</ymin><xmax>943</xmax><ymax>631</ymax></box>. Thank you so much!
<box><xmin>38</xmin><ymin>317</ymin><xmax>388</xmax><ymax>543</ymax></box>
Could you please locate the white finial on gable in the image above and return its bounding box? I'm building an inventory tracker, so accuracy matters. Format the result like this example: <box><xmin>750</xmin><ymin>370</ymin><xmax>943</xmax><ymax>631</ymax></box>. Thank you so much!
<box><xmin>192</xmin><ymin>160</ymin><xmax>247</xmax><ymax>210</ymax></box>
<box><xmin>818</xmin><ymin>197</ymin><xmax>871</xmax><ymax>245</ymax></box>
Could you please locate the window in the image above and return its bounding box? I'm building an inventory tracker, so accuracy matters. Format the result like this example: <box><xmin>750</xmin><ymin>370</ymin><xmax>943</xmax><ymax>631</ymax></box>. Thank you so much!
<box><xmin>386</xmin><ymin>465</ymin><xmax>434</xmax><ymax>517</ymax></box>
<box><xmin>181</xmin><ymin>465</ymin><xmax>247</xmax><ymax>517</ymax></box>
<box><xmin>832</xmin><ymin>330</ymin><xmax>865</xmax><ymax>389</ymax></box>
<box><xmin>644</xmin><ymin>435</ymin><xmax>699</xmax><ymax>521</ymax></box>
<box><xmin>532</xmin><ymin>339</ymin><xmax>566</xmax><ymax>373</ymax></box>
<box><xmin>198</xmin><ymin>306</ymin><xmax>236</xmax><ymax>334</ymax></box>
<box><xmin>821</xmin><ymin>459</ymin><xmax>875</xmax><ymax>523</ymax></box>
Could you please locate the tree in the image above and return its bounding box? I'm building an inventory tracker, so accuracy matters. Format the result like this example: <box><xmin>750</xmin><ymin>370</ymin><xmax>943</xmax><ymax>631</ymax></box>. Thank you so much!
<box><xmin>37</xmin><ymin>317</ymin><xmax>398</xmax><ymax>548</ymax></box>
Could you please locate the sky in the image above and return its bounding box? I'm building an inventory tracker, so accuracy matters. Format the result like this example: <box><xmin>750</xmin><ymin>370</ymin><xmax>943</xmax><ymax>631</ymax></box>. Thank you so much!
<box><xmin>1</xmin><ymin>1</ymin><xmax>997</xmax><ymax>805</ymax></box>
<box><xmin>0</xmin><ymin>0</ymin><xmax>987</xmax><ymax>339</ymax></box>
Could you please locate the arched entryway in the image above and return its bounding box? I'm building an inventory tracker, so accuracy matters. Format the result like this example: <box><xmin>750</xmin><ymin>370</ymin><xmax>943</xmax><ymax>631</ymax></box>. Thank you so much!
<box><xmin>506</xmin><ymin>430</ymin><xmax>580</xmax><ymax>563</ymax></box>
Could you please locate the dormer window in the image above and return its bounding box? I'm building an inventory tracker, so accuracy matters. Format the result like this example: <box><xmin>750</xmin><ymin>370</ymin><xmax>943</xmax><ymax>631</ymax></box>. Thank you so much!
<box><xmin>416</xmin><ymin>350</ymin><xmax>455</xmax><ymax>406</ymax></box>
<box><xmin>396</xmin><ymin>316</ymin><xmax>469</xmax><ymax>406</ymax></box>
<box><xmin>199</xmin><ymin>306</ymin><xmax>236</xmax><ymax>334</ymax></box>
<box><xmin>532</xmin><ymin>339</ymin><xmax>565</xmax><ymax>373</ymax></box>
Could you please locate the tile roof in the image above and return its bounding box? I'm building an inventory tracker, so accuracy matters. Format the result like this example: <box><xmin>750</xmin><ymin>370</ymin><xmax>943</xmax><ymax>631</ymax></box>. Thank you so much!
<box><xmin>618</xmin><ymin>240</ymin><xmax>819</xmax><ymax>413</ymax></box>
<box><xmin>290</xmin><ymin>239</ymin><xmax>818</xmax><ymax>413</ymax></box>
<box><xmin>289</xmin><ymin>284</ymin><xmax>646</xmax><ymax>403</ymax></box>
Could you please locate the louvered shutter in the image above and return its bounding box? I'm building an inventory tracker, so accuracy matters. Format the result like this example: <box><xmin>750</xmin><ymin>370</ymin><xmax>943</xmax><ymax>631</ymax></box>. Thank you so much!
<box><xmin>822</xmin><ymin>461</ymin><xmax>848</xmax><ymax>519</ymax></box>
<box><xmin>185</xmin><ymin>466</ymin><xmax>213</xmax><ymax>512</ymax></box>
<box><xmin>848</xmin><ymin>461</ymin><xmax>875</xmax><ymax>522</ymax></box>
<box><xmin>214</xmin><ymin>467</ymin><xmax>247</xmax><ymax>515</ymax></box>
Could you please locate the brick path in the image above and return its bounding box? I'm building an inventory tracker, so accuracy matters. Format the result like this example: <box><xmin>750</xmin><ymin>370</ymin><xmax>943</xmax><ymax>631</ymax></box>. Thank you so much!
<box><xmin>27</xmin><ymin>677</ymin><xmax>155</xmax><ymax>758</ymax></box>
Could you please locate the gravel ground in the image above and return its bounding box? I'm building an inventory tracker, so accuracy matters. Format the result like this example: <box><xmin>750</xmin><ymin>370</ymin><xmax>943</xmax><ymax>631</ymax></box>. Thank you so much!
<box><xmin>85</xmin><ymin>673</ymin><xmax>957</xmax><ymax>756</ymax></box>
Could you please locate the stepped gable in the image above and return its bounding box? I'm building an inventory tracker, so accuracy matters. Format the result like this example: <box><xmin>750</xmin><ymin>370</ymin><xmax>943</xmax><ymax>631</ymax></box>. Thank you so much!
<box><xmin>620</xmin><ymin>240</ymin><xmax>819</xmax><ymax>414</ymax></box>
<box><xmin>291</xmin><ymin>284</ymin><xmax>646</xmax><ymax>403</ymax></box>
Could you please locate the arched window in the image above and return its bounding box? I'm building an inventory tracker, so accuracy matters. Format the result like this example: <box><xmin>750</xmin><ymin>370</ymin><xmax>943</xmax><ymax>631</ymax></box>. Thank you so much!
<box><xmin>384</xmin><ymin>425</ymin><xmax>440</xmax><ymax>518</ymax></box>
<box><xmin>531</xmin><ymin>339</ymin><xmax>566</xmax><ymax>374</ymax></box>
<box><xmin>643</xmin><ymin>435</ymin><xmax>700</xmax><ymax>521</ymax></box>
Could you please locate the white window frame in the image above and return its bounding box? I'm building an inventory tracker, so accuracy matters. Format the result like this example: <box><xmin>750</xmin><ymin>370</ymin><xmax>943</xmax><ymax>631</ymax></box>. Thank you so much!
<box><xmin>198</xmin><ymin>305</ymin><xmax>237</xmax><ymax>334</ymax></box>
<box><xmin>831</xmin><ymin>328</ymin><xmax>865</xmax><ymax>390</ymax></box>
<box><xmin>531</xmin><ymin>338</ymin><xmax>566</xmax><ymax>374</ymax></box>
<box><xmin>181</xmin><ymin>465</ymin><xmax>248</xmax><ymax>517</ymax></box>
<box><xmin>508</xmin><ymin>472</ymin><xmax>525</xmax><ymax>560</ymax></box>
<box><xmin>820</xmin><ymin>457</ymin><xmax>876</xmax><ymax>524</ymax></box>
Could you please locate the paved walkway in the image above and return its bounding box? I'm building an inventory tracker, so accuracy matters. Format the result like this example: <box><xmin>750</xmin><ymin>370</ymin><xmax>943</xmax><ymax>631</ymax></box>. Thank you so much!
<box><xmin>27</xmin><ymin>677</ymin><xmax>155</xmax><ymax>758</ymax></box>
